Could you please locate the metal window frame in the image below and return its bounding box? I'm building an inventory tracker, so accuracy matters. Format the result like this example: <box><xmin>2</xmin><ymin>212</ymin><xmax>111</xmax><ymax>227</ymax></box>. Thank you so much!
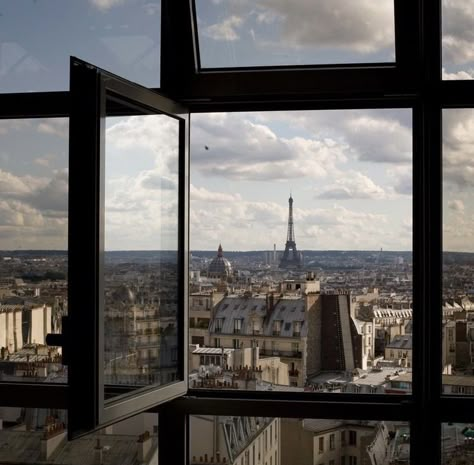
<box><xmin>68</xmin><ymin>57</ymin><xmax>189</xmax><ymax>438</ymax></box>
<box><xmin>0</xmin><ymin>0</ymin><xmax>472</xmax><ymax>464</ymax></box>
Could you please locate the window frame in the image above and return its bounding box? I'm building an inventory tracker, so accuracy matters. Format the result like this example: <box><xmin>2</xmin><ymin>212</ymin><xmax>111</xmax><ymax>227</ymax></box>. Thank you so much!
<box><xmin>0</xmin><ymin>1</ymin><xmax>473</xmax><ymax>465</ymax></box>
<box><xmin>68</xmin><ymin>57</ymin><xmax>190</xmax><ymax>438</ymax></box>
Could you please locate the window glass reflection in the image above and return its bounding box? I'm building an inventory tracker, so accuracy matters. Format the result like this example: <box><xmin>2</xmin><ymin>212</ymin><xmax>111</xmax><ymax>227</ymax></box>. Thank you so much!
<box><xmin>0</xmin><ymin>1</ymin><xmax>161</xmax><ymax>92</ymax></box>
<box><xmin>195</xmin><ymin>0</ymin><xmax>395</xmax><ymax>68</ymax></box>
<box><xmin>0</xmin><ymin>118</ymin><xmax>68</xmax><ymax>383</ymax></box>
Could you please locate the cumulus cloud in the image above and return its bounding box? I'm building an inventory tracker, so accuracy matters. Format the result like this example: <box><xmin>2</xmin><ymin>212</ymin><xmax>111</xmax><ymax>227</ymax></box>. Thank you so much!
<box><xmin>28</xmin><ymin>170</ymin><xmax>68</xmax><ymax>214</ymax></box>
<box><xmin>316</xmin><ymin>171</ymin><xmax>386</xmax><ymax>200</ymax></box>
<box><xmin>37</xmin><ymin>119</ymin><xmax>68</xmax><ymax>139</ymax></box>
<box><xmin>191</xmin><ymin>113</ymin><xmax>348</xmax><ymax>181</ymax></box>
<box><xmin>442</xmin><ymin>67</ymin><xmax>474</xmax><ymax>80</ymax></box>
<box><xmin>141</xmin><ymin>173</ymin><xmax>177</xmax><ymax>191</ymax></box>
<box><xmin>191</xmin><ymin>185</ymin><xmax>242</xmax><ymax>203</ymax></box>
<box><xmin>344</xmin><ymin>115</ymin><xmax>412</xmax><ymax>163</ymax></box>
<box><xmin>204</xmin><ymin>16</ymin><xmax>243</xmax><ymax>41</ymax></box>
<box><xmin>253</xmin><ymin>110</ymin><xmax>412</xmax><ymax>165</ymax></box>
<box><xmin>106</xmin><ymin>115</ymin><xmax>179</xmax><ymax>170</ymax></box>
<box><xmin>442</xmin><ymin>0</ymin><xmax>474</xmax><ymax>67</ymax></box>
<box><xmin>0</xmin><ymin>120</ymin><xmax>30</xmax><ymax>136</ymax></box>
<box><xmin>89</xmin><ymin>0</ymin><xmax>124</xmax><ymax>11</ymax></box>
<box><xmin>255</xmin><ymin>0</ymin><xmax>394</xmax><ymax>54</ymax></box>
<box><xmin>386</xmin><ymin>166</ymin><xmax>412</xmax><ymax>196</ymax></box>
<box><xmin>142</xmin><ymin>3</ymin><xmax>160</xmax><ymax>15</ymax></box>
<box><xmin>448</xmin><ymin>199</ymin><xmax>465</xmax><ymax>212</ymax></box>
<box><xmin>443</xmin><ymin>109</ymin><xmax>474</xmax><ymax>188</ymax></box>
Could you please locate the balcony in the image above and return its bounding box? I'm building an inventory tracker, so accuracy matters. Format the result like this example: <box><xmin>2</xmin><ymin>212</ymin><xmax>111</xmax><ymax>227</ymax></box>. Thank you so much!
<box><xmin>259</xmin><ymin>349</ymin><xmax>302</xmax><ymax>359</ymax></box>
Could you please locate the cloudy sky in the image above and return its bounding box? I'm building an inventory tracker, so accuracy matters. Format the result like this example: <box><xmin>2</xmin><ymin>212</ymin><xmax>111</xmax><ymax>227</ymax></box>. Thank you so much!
<box><xmin>195</xmin><ymin>0</ymin><xmax>396</xmax><ymax>66</ymax></box>
<box><xmin>0</xmin><ymin>0</ymin><xmax>160</xmax><ymax>92</ymax></box>
<box><xmin>0</xmin><ymin>0</ymin><xmax>472</xmax><ymax>92</ymax></box>
<box><xmin>0</xmin><ymin>1</ymin><xmax>473</xmax><ymax>252</ymax></box>
<box><xmin>443</xmin><ymin>109</ymin><xmax>474</xmax><ymax>251</ymax></box>
<box><xmin>190</xmin><ymin>110</ymin><xmax>413</xmax><ymax>252</ymax></box>
<box><xmin>442</xmin><ymin>0</ymin><xmax>474</xmax><ymax>79</ymax></box>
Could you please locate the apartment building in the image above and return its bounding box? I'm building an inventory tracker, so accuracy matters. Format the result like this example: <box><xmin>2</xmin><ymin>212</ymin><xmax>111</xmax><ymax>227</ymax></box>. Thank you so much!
<box><xmin>190</xmin><ymin>416</ymin><xmax>280</xmax><ymax>465</ymax></box>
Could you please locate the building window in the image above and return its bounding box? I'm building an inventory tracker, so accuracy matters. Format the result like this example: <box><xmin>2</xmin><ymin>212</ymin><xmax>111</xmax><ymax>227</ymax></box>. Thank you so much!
<box><xmin>341</xmin><ymin>431</ymin><xmax>346</xmax><ymax>445</ymax></box>
<box><xmin>319</xmin><ymin>436</ymin><xmax>324</xmax><ymax>453</ymax></box>
<box><xmin>234</xmin><ymin>318</ymin><xmax>242</xmax><ymax>334</ymax></box>
<box><xmin>349</xmin><ymin>431</ymin><xmax>357</xmax><ymax>446</ymax></box>
<box><xmin>330</xmin><ymin>433</ymin><xmax>335</xmax><ymax>450</ymax></box>
<box><xmin>273</xmin><ymin>320</ymin><xmax>282</xmax><ymax>336</ymax></box>
<box><xmin>215</xmin><ymin>318</ymin><xmax>224</xmax><ymax>333</ymax></box>
<box><xmin>293</xmin><ymin>321</ymin><xmax>301</xmax><ymax>337</ymax></box>
<box><xmin>233</xmin><ymin>339</ymin><xmax>240</xmax><ymax>349</ymax></box>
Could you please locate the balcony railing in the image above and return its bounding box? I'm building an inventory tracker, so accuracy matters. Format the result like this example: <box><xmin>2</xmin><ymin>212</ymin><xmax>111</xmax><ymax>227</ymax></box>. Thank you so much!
<box><xmin>259</xmin><ymin>349</ymin><xmax>302</xmax><ymax>359</ymax></box>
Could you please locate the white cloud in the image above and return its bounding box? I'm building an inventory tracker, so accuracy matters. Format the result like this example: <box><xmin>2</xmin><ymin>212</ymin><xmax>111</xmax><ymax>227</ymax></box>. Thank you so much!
<box><xmin>448</xmin><ymin>199</ymin><xmax>465</xmax><ymax>212</ymax></box>
<box><xmin>386</xmin><ymin>166</ymin><xmax>412</xmax><ymax>196</ymax></box>
<box><xmin>89</xmin><ymin>0</ymin><xmax>124</xmax><ymax>11</ymax></box>
<box><xmin>255</xmin><ymin>0</ymin><xmax>394</xmax><ymax>54</ymax></box>
<box><xmin>204</xmin><ymin>16</ymin><xmax>243</xmax><ymax>41</ymax></box>
<box><xmin>316</xmin><ymin>171</ymin><xmax>386</xmax><ymax>200</ymax></box>
<box><xmin>191</xmin><ymin>185</ymin><xmax>242</xmax><ymax>203</ymax></box>
<box><xmin>191</xmin><ymin>113</ymin><xmax>348</xmax><ymax>181</ymax></box>
<box><xmin>37</xmin><ymin>120</ymin><xmax>68</xmax><ymax>139</ymax></box>
<box><xmin>442</xmin><ymin>67</ymin><xmax>474</xmax><ymax>80</ymax></box>
<box><xmin>0</xmin><ymin>120</ymin><xmax>30</xmax><ymax>136</ymax></box>
<box><xmin>443</xmin><ymin>109</ymin><xmax>474</xmax><ymax>188</ymax></box>
<box><xmin>442</xmin><ymin>0</ymin><xmax>474</xmax><ymax>67</ymax></box>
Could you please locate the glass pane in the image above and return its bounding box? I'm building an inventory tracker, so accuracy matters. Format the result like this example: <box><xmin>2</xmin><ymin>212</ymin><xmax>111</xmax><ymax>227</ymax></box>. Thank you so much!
<box><xmin>104</xmin><ymin>110</ymin><xmax>180</xmax><ymax>397</ymax></box>
<box><xmin>190</xmin><ymin>416</ymin><xmax>410</xmax><ymax>465</ymax></box>
<box><xmin>194</xmin><ymin>0</ymin><xmax>395</xmax><ymax>68</ymax></box>
<box><xmin>442</xmin><ymin>0</ymin><xmax>474</xmax><ymax>80</ymax></box>
<box><xmin>0</xmin><ymin>0</ymin><xmax>160</xmax><ymax>93</ymax></box>
<box><xmin>0</xmin><ymin>407</ymin><xmax>158</xmax><ymax>464</ymax></box>
<box><xmin>442</xmin><ymin>109</ymin><xmax>474</xmax><ymax>394</ymax></box>
<box><xmin>189</xmin><ymin>109</ymin><xmax>413</xmax><ymax>394</ymax></box>
<box><xmin>0</xmin><ymin>118</ymin><xmax>68</xmax><ymax>383</ymax></box>
<box><xmin>442</xmin><ymin>423</ymin><xmax>474</xmax><ymax>464</ymax></box>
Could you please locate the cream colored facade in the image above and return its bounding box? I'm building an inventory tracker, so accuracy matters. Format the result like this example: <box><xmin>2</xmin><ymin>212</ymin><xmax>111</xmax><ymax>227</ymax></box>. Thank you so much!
<box><xmin>190</xmin><ymin>416</ymin><xmax>280</xmax><ymax>465</ymax></box>
<box><xmin>189</xmin><ymin>291</ymin><xmax>225</xmax><ymax>346</ymax></box>
<box><xmin>0</xmin><ymin>304</ymin><xmax>52</xmax><ymax>354</ymax></box>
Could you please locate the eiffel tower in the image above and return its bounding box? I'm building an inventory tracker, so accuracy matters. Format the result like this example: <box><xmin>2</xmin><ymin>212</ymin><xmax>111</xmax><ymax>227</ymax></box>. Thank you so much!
<box><xmin>279</xmin><ymin>194</ymin><xmax>302</xmax><ymax>269</ymax></box>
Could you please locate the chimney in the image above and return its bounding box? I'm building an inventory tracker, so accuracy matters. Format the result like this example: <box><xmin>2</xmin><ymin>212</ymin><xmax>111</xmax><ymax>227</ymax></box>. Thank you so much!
<box><xmin>137</xmin><ymin>431</ymin><xmax>152</xmax><ymax>462</ymax></box>
<box><xmin>40</xmin><ymin>419</ymin><xmax>66</xmax><ymax>460</ymax></box>
<box><xmin>94</xmin><ymin>438</ymin><xmax>104</xmax><ymax>465</ymax></box>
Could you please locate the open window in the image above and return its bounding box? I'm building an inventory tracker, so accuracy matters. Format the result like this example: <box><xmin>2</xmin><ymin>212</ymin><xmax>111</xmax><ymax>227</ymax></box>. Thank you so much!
<box><xmin>67</xmin><ymin>58</ymin><xmax>189</xmax><ymax>438</ymax></box>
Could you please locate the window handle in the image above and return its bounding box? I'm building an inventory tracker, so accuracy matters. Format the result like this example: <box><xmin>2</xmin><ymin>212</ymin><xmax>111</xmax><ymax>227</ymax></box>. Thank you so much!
<box><xmin>46</xmin><ymin>316</ymin><xmax>70</xmax><ymax>365</ymax></box>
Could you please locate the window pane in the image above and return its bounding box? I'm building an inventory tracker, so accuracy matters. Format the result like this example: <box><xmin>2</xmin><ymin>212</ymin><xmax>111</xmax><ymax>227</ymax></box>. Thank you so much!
<box><xmin>190</xmin><ymin>416</ymin><xmax>409</xmax><ymax>465</ymax></box>
<box><xmin>442</xmin><ymin>0</ymin><xmax>474</xmax><ymax>80</ymax></box>
<box><xmin>0</xmin><ymin>407</ymin><xmax>158</xmax><ymax>464</ymax></box>
<box><xmin>0</xmin><ymin>0</ymin><xmax>160</xmax><ymax>92</ymax></box>
<box><xmin>442</xmin><ymin>423</ymin><xmax>474</xmax><ymax>464</ymax></box>
<box><xmin>442</xmin><ymin>109</ymin><xmax>474</xmax><ymax>394</ymax></box>
<box><xmin>104</xmin><ymin>113</ymin><xmax>179</xmax><ymax>395</ymax></box>
<box><xmin>189</xmin><ymin>109</ymin><xmax>413</xmax><ymax>394</ymax></box>
<box><xmin>194</xmin><ymin>0</ymin><xmax>395</xmax><ymax>68</ymax></box>
<box><xmin>0</xmin><ymin>118</ymin><xmax>68</xmax><ymax>383</ymax></box>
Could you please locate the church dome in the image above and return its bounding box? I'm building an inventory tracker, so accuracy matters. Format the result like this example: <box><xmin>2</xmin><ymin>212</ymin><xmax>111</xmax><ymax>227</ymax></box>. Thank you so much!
<box><xmin>208</xmin><ymin>244</ymin><xmax>232</xmax><ymax>279</ymax></box>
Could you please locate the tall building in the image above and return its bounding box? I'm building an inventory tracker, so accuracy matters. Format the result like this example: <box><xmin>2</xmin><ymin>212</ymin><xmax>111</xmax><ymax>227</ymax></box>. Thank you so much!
<box><xmin>279</xmin><ymin>195</ymin><xmax>302</xmax><ymax>269</ymax></box>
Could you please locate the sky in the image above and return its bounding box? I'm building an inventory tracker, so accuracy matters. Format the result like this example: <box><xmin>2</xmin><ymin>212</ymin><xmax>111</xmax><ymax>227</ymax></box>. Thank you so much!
<box><xmin>0</xmin><ymin>1</ymin><xmax>473</xmax><ymax>251</ymax></box>
<box><xmin>0</xmin><ymin>0</ymin><xmax>472</xmax><ymax>91</ymax></box>
<box><xmin>0</xmin><ymin>0</ymin><xmax>161</xmax><ymax>92</ymax></box>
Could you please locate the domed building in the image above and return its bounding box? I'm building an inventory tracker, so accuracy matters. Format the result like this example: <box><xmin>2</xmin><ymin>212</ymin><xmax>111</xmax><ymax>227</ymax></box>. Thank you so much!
<box><xmin>208</xmin><ymin>244</ymin><xmax>233</xmax><ymax>280</ymax></box>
